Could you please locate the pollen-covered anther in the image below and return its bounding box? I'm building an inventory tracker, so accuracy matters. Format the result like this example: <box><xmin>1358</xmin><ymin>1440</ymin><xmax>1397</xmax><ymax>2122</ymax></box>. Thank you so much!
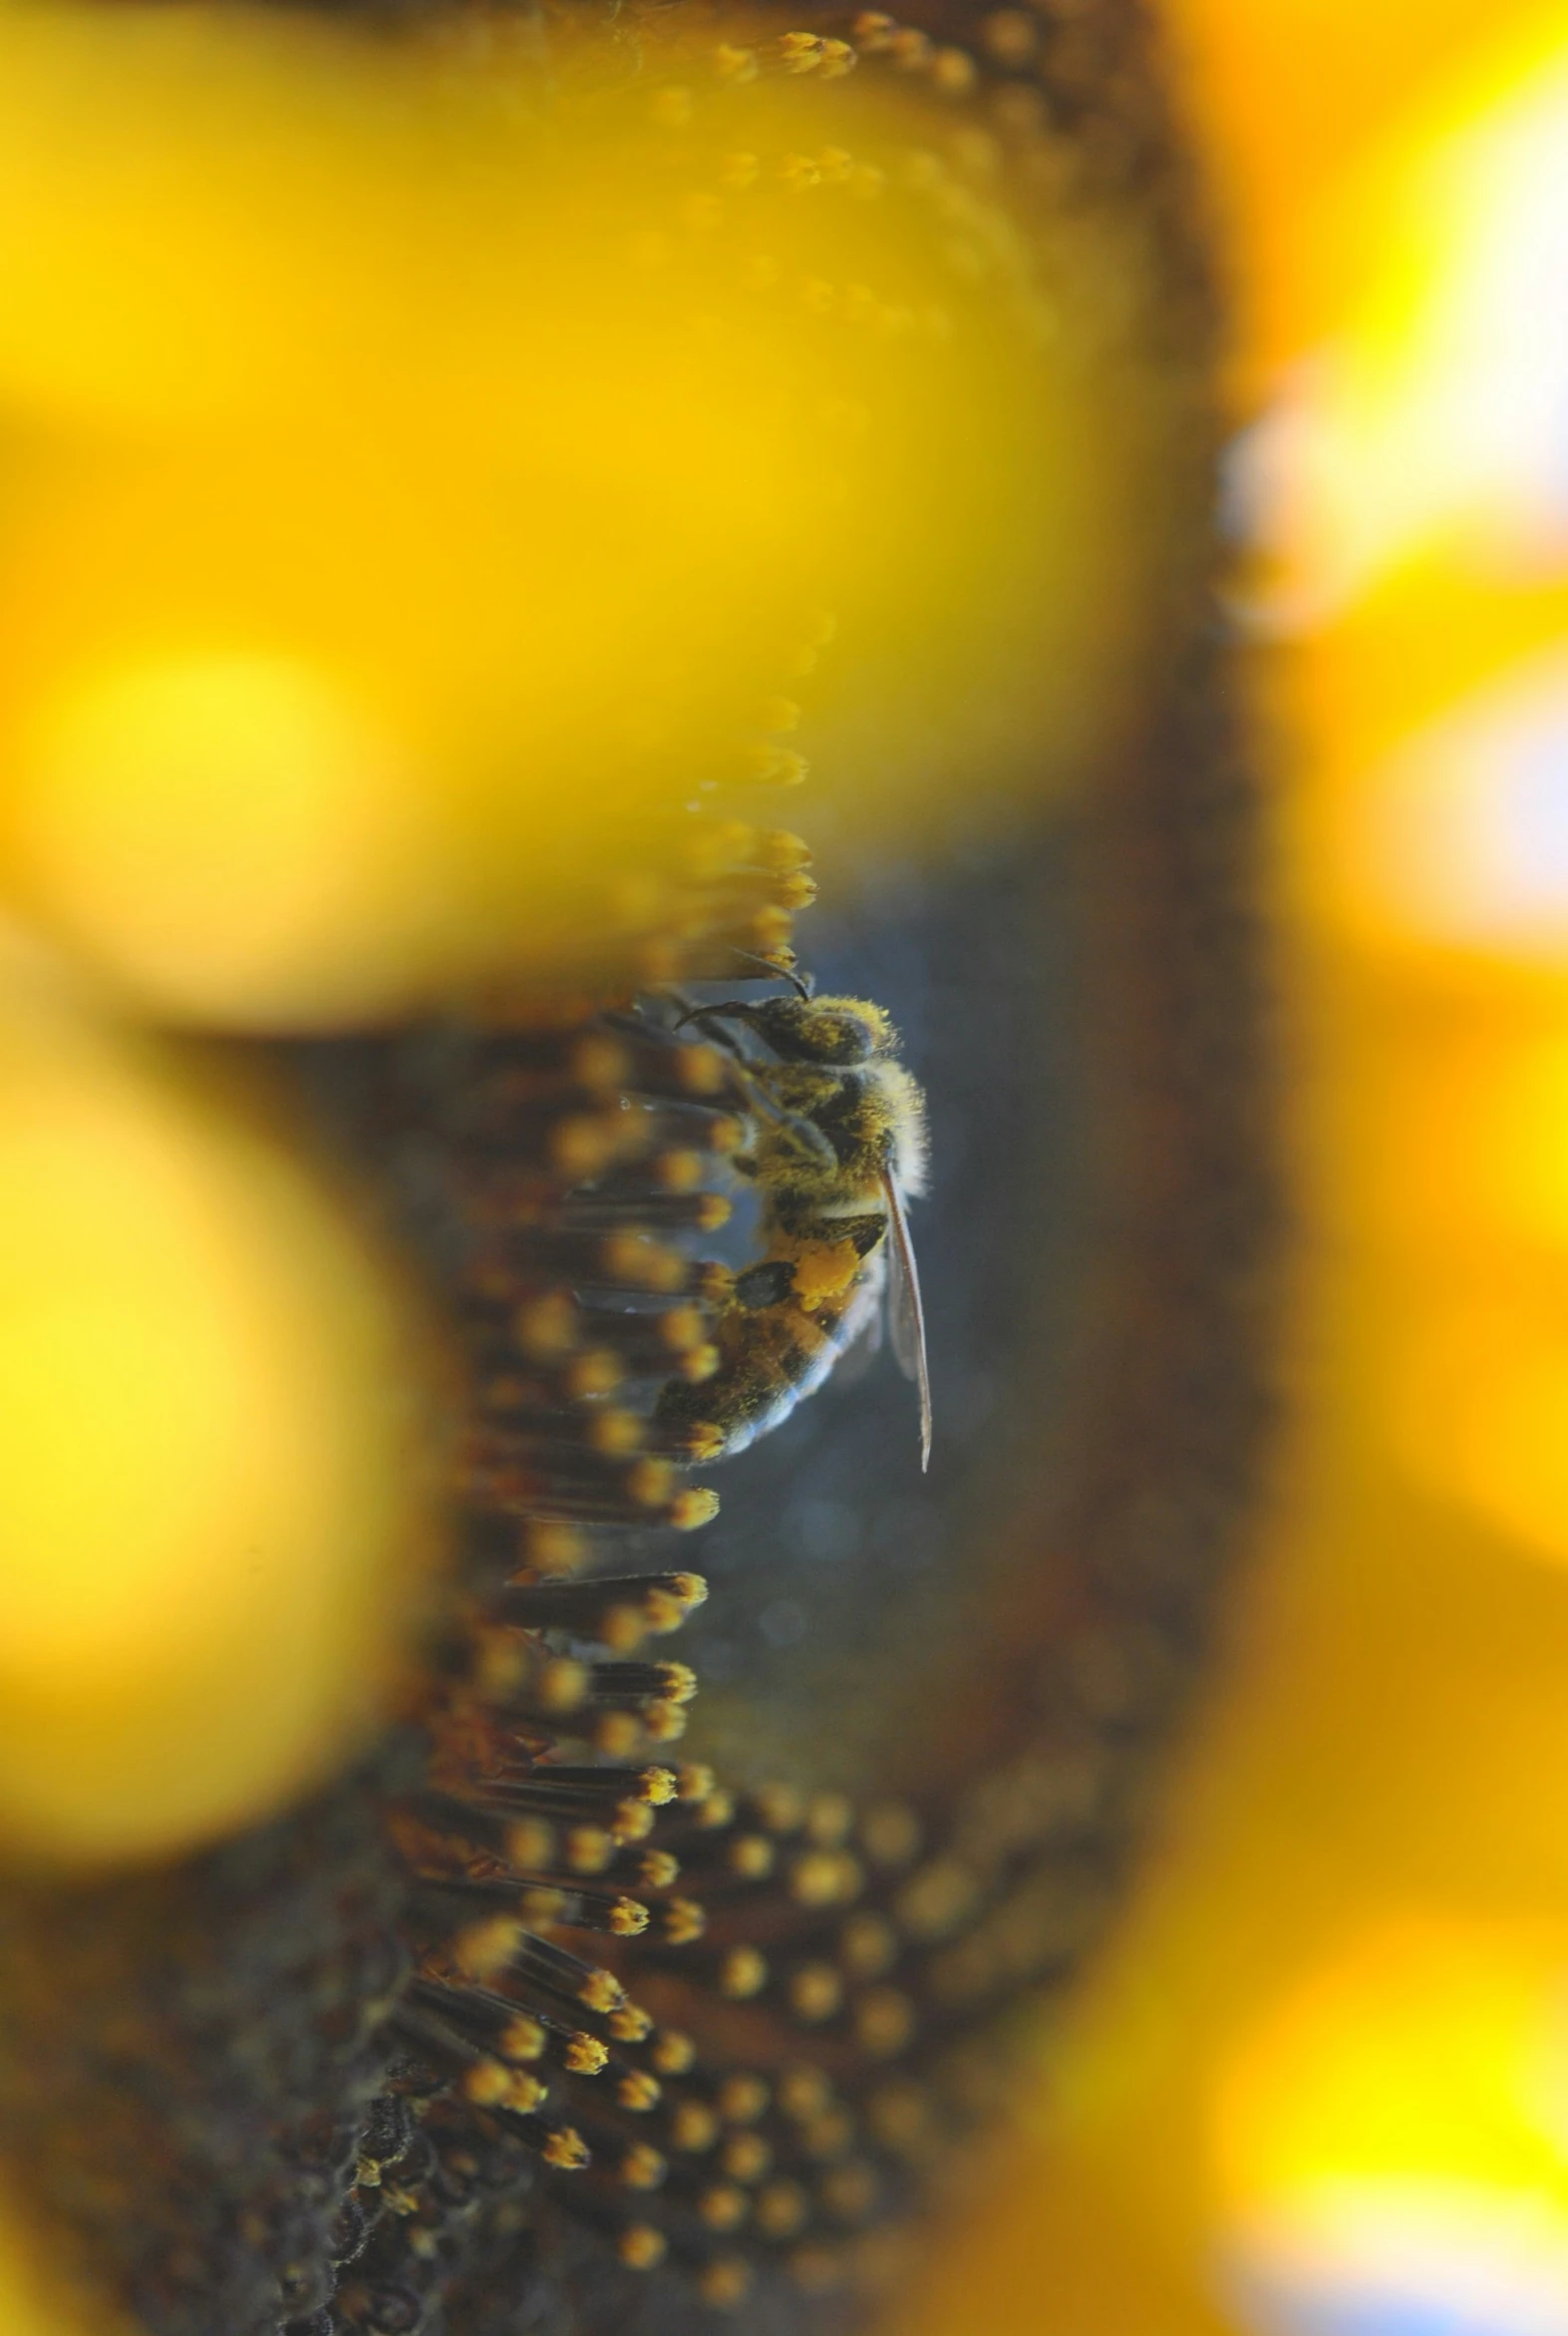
<box><xmin>670</xmin><ymin>2100</ymin><xmax>721</xmax><ymax>2155</ymax></box>
<box><xmin>453</xmin><ymin>1916</ymin><xmax>525</xmax><ymax>1984</ymax></box>
<box><xmin>626</xmin><ymin>1457</ymin><xmax>678</xmax><ymax>1507</ymax></box>
<box><xmin>800</xmin><ymin>2108</ymin><xmax>855</xmax><ymax>2162</ymax></box>
<box><xmin>595</xmin><ymin>1712</ymin><xmax>644</xmax><ymax>1761</ymax></box>
<box><xmin>638</xmin><ymin>1847</ymin><xmax>681</xmax><ymax>1889</ymax></box>
<box><xmin>755</xmin><ymin>2181</ymin><xmax>810</xmax><ymax>2240</ymax></box>
<box><xmin>514</xmin><ymin>1292</ymin><xmax>578</xmax><ymax>1360</ymax></box>
<box><xmin>719</xmin><ymin>1946</ymin><xmax>769</xmax><ymax>2000</ymax></box>
<box><xmin>564</xmin><ymin>2032</ymin><xmax>610</xmax><ymax>2077</ymax></box>
<box><xmin>753</xmin><ymin>1783</ymin><xmax>806</xmax><ymax>1835</ymax></box>
<box><xmin>550</xmin><ymin>1114</ymin><xmax>627</xmax><ymax>1180</ymax></box>
<box><xmin>851</xmin><ymin>9</ymin><xmax>897</xmax><ymax>48</ymax></box>
<box><xmin>541</xmin><ymin>2125</ymin><xmax>592</xmax><ymax>2172</ymax></box>
<box><xmin>981</xmin><ymin>6</ymin><xmax>1038</xmax><ymax>63</ymax></box>
<box><xmin>462</xmin><ymin>2058</ymin><xmax>534</xmax><ymax>2112</ymax></box>
<box><xmin>853</xmin><ymin>1987</ymin><xmax>916</xmax><ymax>2058</ymax></box>
<box><xmin>840</xmin><ymin>1911</ymin><xmax>899</xmax><ymax>1978</ymax></box>
<box><xmin>805</xmin><ymin>1793</ymin><xmax>855</xmax><ymax>1846</ymax></box>
<box><xmin>787</xmin><ymin>1963</ymin><xmax>845</xmax><ymax>2024</ymax></box>
<box><xmin>568</xmin><ymin>1034</ymin><xmax>633</xmax><ymax>1093</ymax></box>
<box><xmin>698</xmin><ymin>2256</ymin><xmax>754</xmax><ymax>2309</ymax></box>
<box><xmin>537</xmin><ymin>1657</ymin><xmax>591</xmax><ymax>1714</ymax></box>
<box><xmin>698</xmin><ymin>2183</ymin><xmax>749</xmax><ymax>2232</ymax></box>
<box><xmin>618</xmin><ymin>2144</ymin><xmax>669</xmax><ymax>2191</ymax></box>
<box><xmin>727</xmin><ymin>1834</ymin><xmax>776</xmax><ymax>1881</ymax></box>
<box><xmin>653</xmin><ymin>1148</ymin><xmax>706</xmax><ymax>1193</ymax></box>
<box><xmin>608</xmin><ymin>2002</ymin><xmax>656</xmax><ymax>2044</ymax></box>
<box><xmin>617</xmin><ymin>2069</ymin><xmax>663</xmax><ymax>2114</ymax></box>
<box><xmin>521</xmin><ymin>1519</ymin><xmax>588</xmax><ymax>1577</ymax></box>
<box><xmin>778</xmin><ymin>2066</ymin><xmax>833</xmax><ymax>2122</ymax></box>
<box><xmin>669</xmin><ymin>1486</ymin><xmax>721</xmax><ymax>1531</ymax></box>
<box><xmin>642</xmin><ymin>1701</ymin><xmax>688</xmax><ymax>1745</ymax></box>
<box><xmin>564</xmin><ymin>1349</ymin><xmax>623</xmax><ymax>1399</ymax></box>
<box><xmin>674</xmin><ymin>1341</ymin><xmax>721</xmax><ymax>1385</ymax></box>
<box><xmin>588</xmin><ymin>1660</ymin><xmax>698</xmax><ymax>1710</ymax></box>
<box><xmin>656</xmin><ymin>1897</ymin><xmax>708</xmax><ymax>1945</ymax></box>
<box><xmin>566</xmin><ymin>1827</ymin><xmax>614</xmax><ymax>1874</ymax></box>
<box><xmin>747</xmin><ymin>745</ymin><xmax>808</xmax><ymax>787</ymax></box>
<box><xmin>499</xmin><ymin>2013</ymin><xmax>547</xmax><ymax>2063</ymax></box>
<box><xmin>651</xmin><ymin>2028</ymin><xmax>697</xmax><ymax>2076</ymax></box>
<box><xmin>664</xmin><ymin>1418</ymin><xmax>725</xmax><ymax>1465</ymax></box>
<box><xmin>577</xmin><ymin>1967</ymin><xmax>626</xmax><ymax>2016</ymax></box>
<box><xmin>788</xmin><ymin>1849</ymin><xmax>864</xmax><ymax>1907</ymax></box>
<box><xmin>894</xmin><ymin>1857</ymin><xmax>982</xmax><ymax>1942</ymax></box>
<box><xmin>618</xmin><ymin>2223</ymin><xmax>669</xmax><ymax>2271</ymax></box>
<box><xmin>931</xmin><ymin>45</ymin><xmax>979</xmax><ymax>93</ymax></box>
<box><xmin>778</xmin><ymin>29</ymin><xmax>827</xmax><ymax>71</ymax></box>
<box><xmin>598</xmin><ymin>1232</ymin><xmax>688</xmax><ymax>1293</ymax></box>
<box><xmin>721</xmin><ymin>2132</ymin><xmax>773</xmax><ymax>2184</ymax></box>
<box><xmin>887</xmin><ymin>24</ymin><xmax>932</xmax><ymax>68</ymax></box>
<box><xmin>586</xmin><ymin>1409</ymin><xmax>645</xmax><ymax>1459</ymax></box>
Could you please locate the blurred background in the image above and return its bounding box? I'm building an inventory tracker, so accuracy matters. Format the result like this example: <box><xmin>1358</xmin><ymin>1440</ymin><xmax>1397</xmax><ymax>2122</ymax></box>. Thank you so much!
<box><xmin>891</xmin><ymin>3</ymin><xmax>1568</xmax><ymax>2331</ymax></box>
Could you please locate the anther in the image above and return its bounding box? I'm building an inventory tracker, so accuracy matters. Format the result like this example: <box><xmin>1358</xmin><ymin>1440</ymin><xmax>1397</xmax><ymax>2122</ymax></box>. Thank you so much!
<box><xmin>721</xmin><ymin>2132</ymin><xmax>773</xmax><ymax>2184</ymax></box>
<box><xmin>650</xmin><ymin>2029</ymin><xmax>697</xmax><ymax>2077</ymax></box>
<box><xmin>618</xmin><ymin>2144</ymin><xmax>668</xmax><ymax>2191</ymax></box>
<box><xmin>756</xmin><ymin>2181</ymin><xmax>809</xmax><ymax>2240</ymax></box>
<box><xmin>853</xmin><ymin>1988</ymin><xmax>916</xmax><ymax>2058</ymax></box>
<box><xmin>698</xmin><ymin>2184</ymin><xmax>749</xmax><ymax>2232</ymax></box>
<box><xmin>787</xmin><ymin>1964</ymin><xmax>844</xmax><ymax>2024</ymax></box>
<box><xmin>669</xmin><ymin>2101</ymin><xmax>721</xmax><ymax>2155</ymax></box>
<box><xmin>616</xmin><ymin>2070</ymin><xmax>663</xmax><ymax>2115</ymax></box>
<box><xmin>718</xmin><ymin>2074</ymin><xmax>770</xmax><ymax>2125</ymax></box>
<box><xmin>719</xmin><ymin>1947</ymin><xmax>769</xmax><ymax>2000</ymax></box>
<box><xmin>698</xmin><ymin>2256</ymin><xmax>753</xmax><ymax>2309</ymax></box>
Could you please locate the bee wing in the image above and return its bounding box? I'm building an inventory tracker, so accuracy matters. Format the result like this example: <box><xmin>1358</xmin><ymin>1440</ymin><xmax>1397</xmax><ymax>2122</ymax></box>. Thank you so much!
<box><xmin>831</xmin><ymin>1250</ymin><xmax>886</xmax><ymax>1389</ymax></box>
<box><xmin>881</xmin><ymin>1170</ymin><xmax>932</xmax><ymax>1472</ymax></box>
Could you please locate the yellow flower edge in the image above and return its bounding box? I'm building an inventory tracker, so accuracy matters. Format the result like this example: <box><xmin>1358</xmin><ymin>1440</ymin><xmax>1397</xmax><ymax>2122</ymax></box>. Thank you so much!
<box><xmin>0</xmin><ymin>935</ymin><xmax>442</xmax><ymax>1865</ymax></box>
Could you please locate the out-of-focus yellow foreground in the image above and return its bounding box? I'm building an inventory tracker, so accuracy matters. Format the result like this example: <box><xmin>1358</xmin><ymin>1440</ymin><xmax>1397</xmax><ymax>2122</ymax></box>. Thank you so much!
<box><xmin>0</xmin><ymin>940</ymin><xmax>437</xmax><ymax>1864</ymax></box>
<box><xmin>0</xmin><ymin>1</ymin><xmax>1132</xmax><ymax>1027</ymax></box>
<box><xmin>886</xmin><ymin>5</ymin><xmax>1568</xmax><ymax>2335</ymax></box>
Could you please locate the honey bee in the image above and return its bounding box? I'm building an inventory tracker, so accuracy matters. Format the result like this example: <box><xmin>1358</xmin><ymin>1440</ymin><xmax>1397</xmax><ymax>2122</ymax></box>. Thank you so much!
<box><xmin>654</xmin><ymin>991</ymin><xmax>932</xmax><ymax>1470</ymax></box>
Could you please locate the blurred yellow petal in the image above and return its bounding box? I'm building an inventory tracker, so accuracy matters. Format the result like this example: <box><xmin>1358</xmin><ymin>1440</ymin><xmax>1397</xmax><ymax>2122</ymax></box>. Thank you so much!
<box><xmin>1214</xmin><ymin>1920</ymin><xmax>1568</xmax><ymax>2336</ymax></box>
<box><xmin>0</xmin><ymin>2200</ymin><xmax>133</xmax><ymax>2336</ymax></box>
<box><xmin>0</xmin><ymin>940</ymin><xmax>438</xmax><ymax>1862</ymax></box>
<box><xmin>11</xmin><ymin>652</ymin><xmax>448</xmax><ymax>1025</ymax></box>
<box><xmin>0</xmin><ymin>1</ymin><xmax>1147</xmax><ymax>1029</ymax></box>
<box><xmin>1319</xmin><ymin>653</ymin><xmax>1568</xmax><ymax>967</ymax></box>
<box><xmin>1388</xmin><ymin>1287</ymin><xmax>1568</xmax><ymax>1567</ymax></box>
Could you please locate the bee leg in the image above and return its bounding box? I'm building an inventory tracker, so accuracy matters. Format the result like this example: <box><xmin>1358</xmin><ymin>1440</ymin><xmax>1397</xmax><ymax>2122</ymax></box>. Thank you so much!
<box><xmin>725</xmin><ymin>948</ymin><xmax>815</xmax><ymax>999</ymax></box>
<box><xmin>734</xmin><ymin>1259</ymin><xmax>797</xmax><ymax>1310</ymax></box>
<box><xmin>667</xmin><ymin>1000</ymin><xmax>758</xmax><ymax>1060</ymax></box>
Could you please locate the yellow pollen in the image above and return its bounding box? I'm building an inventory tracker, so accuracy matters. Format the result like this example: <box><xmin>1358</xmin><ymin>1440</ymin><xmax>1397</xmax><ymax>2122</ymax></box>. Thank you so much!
<box><xmin>790</xmin><ymin>1239</ymin><xmax>863</xmax><ymax>1308</ymax></box>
